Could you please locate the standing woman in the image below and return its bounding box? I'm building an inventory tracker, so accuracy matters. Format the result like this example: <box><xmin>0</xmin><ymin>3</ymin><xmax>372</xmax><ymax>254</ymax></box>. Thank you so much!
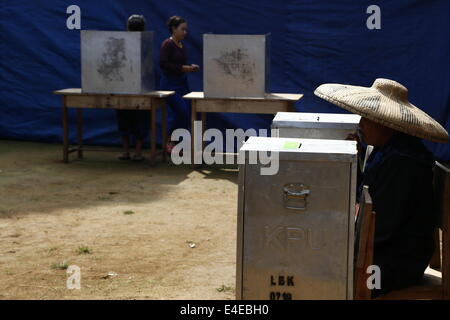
<box><xmin>159</xmin><ymin>16</ymin><xmax>199</xmax><ymax>153</ymax></box>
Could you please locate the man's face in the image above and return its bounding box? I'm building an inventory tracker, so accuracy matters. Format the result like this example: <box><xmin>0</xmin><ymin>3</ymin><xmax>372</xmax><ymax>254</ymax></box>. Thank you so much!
<box><xmin>359</xmin><ymin>117</ymin><xmax>393</xmax><ymax>147</ymax></box>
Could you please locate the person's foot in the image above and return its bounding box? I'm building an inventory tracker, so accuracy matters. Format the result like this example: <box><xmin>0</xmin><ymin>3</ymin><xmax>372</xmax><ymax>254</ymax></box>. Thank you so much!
<box><xmin>118</xmin><ymin>152</ymin><xmax>130</xmax><ymax>160</ymax></box>
<box><xmin>131</xmin><ymin>154</ymin><xmax>145</xmax><ymax>162</ymax></box>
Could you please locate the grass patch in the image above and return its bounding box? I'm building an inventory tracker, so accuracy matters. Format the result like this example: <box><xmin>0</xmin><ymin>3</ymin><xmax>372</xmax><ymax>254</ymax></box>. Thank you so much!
<box><xmin>77</xmin><ymin>246</ymin><xmax>92</xmax><ymax>254</ymax></box>
<box><xmin>48</xmin><ymin>246</ymin><xmax>58</xmax><ymax>253</ymax></box>
<box><xmin>123</xmin><ymin>210</ymin><xmax>135</xmax><ymax>215</ymax></box>
<box><xmin>51</xmin><ymin>261</ymin><xmax>69</xmax><ymax>270</ymax></box>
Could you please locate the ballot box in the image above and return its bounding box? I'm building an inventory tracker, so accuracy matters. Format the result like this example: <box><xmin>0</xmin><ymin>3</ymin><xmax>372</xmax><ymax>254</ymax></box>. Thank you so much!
<box><xmin>203</xmin><ymin>34</ymin><xmax>270</xmax><ymax>98</ymax></box>
<box><xmin>236</xmin><ymin>136</ymin><xmax>357</xmax><ymax>300</ymax></box>
<box><xmin>81</xmin><ymin>30</ymin><xmax>155</xmax><ymax>94</ymax></box>
<box><xmin>272</xmin><ymin>112</ymin><xmax>361</xmax><ymax>139</ymax></box>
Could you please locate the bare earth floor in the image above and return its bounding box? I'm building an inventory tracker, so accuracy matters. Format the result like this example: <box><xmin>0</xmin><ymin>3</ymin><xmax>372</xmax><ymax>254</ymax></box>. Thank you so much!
<box><xmin>0</xmin><ymin>140</ymin><xmax>238</xmax><ymax>300</ymax></box>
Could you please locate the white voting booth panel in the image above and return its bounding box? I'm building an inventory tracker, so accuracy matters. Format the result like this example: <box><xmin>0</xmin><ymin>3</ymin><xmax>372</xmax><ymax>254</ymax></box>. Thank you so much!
<box><xmin>81</xmin><ymin>31</ymin><xmax>155</xmax><ymax>94</ymax></box>
<box><xmin>203</xmin><ymin>34</ymin><xmax>270</xmax><ymax>98</ymax></box>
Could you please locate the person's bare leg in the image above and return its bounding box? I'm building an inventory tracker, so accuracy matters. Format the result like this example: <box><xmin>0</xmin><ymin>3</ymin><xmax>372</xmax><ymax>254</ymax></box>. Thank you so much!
<box><xmin>165</xmin><ymin>130</ymin><xmax>175</xmax><ymax>154</ymax></box>
<box><xmin>122</xmin><ymin>135</ymin><xmax>130</xmax><ymax>153</ymax></box>
<box><xmin>119</xmin><ymin>135</ymin><xmax>131</xmax><ymax>160</ymax></box>
<box><xmin>135</xmin><ymin>138</ymin><xmax>144</xmax><ymax>158</ymax></box>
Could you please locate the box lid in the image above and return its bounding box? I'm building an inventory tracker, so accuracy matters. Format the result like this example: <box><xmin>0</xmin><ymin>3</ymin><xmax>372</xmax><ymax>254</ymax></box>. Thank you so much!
<box><xmin>272</xmin><ymin>112</ymin><xmax>360</xmax><ymax>129</ymax></box>
<box><xmin>240</xmin><ymin>136</ymin><xmax>357</xmax><ymax>162</ymax></box>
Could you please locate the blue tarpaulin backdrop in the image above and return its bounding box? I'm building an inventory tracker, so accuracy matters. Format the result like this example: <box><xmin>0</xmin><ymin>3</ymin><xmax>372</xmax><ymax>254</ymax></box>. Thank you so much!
<box><xmin>1</xmin><ymin>0</ymin><xmax>449</xmax><ymax>160</ymax></box>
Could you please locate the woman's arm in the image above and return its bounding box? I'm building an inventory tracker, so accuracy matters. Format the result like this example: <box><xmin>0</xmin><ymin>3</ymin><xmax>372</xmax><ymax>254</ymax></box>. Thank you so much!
<box><xmin>181</xmin><ymin>65</ymin><xmax>199</xmax><ymax>73</ymax></box>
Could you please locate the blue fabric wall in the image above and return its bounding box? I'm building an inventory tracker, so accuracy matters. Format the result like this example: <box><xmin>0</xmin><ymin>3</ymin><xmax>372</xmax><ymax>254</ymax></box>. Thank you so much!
<box><xmin>1</xmin><ymin>0</ymin><xmax>449</xmax><ymax>160</ymax></box>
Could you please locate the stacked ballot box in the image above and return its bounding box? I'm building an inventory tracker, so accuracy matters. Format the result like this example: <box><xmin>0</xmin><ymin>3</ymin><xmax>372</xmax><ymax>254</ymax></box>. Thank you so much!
<box><xmin>272</xmin><ymin>112</ymin><xmax>361</xmax><ymax>140</ymax></box>
<box><xmin>237</xmin><ymin>136</ymin><xmax>357</xmax><ymax>300</ymax></box>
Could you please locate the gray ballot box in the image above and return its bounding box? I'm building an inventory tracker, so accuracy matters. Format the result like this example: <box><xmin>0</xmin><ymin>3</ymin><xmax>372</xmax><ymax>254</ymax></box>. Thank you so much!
<box><xmin>203</xmin><ymin>34</ymin><xmax>270</xmax><ymax>98</ymax></box>
<box><xmin>237</xmin><ymin>136</ymin><xmax>357</xmax><ymax>300</ymax></box>
<box><xmin>271</xmin><ymin>112</ymin><xmax>361</xmax><ymax>139</ymax></box>
<box><xmin>81</xmin><ymin>30</ymin><xmax>155</xmax><ymax>94</ymax></box>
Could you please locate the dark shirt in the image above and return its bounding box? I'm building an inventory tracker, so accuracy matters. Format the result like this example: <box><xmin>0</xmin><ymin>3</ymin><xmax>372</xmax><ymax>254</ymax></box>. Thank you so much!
<box><xmin>358</xmin><ymin>132</ymin><xmax>436</xmax><ymax>297</ymax></box>
<box><xmin>160</xmin><ymin>38</ymin><xmax>187</xmax><ymax>77</ymax></box>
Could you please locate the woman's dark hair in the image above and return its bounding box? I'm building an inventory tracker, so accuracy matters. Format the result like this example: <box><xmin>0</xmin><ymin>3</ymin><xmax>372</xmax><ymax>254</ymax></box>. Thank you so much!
<box><xmin>127</xmin><ymin>14</ymin><xmax>146</xmax><ymax>32</ymax></box>
<box><xmin>167</xmin><ymin>16</ymin><xmax>186</xmax><ymax>33</ymax></box>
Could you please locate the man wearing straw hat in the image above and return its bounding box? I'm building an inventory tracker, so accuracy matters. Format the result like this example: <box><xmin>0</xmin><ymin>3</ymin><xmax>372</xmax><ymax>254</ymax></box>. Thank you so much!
<box><xmin>314</xmin><ymin>78</ymin><xmax>449</xmax><ymax>297</ymax></box>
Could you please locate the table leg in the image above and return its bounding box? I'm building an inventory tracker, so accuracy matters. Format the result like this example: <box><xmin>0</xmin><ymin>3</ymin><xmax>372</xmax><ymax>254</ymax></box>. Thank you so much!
<box><xmin>151</xmin><ymin>104</ymin><xmax>157</xmax><ymax>165</ymax></box>
<box><xmin>62</xmin><ymin>97</ymin><xmax>69</xmax><ymax>163</ymax></box>
<box><xmin>162</xmin><ymin>103</ymin><xmax>168</xmax><ymax>162</ymax></box>
<box><xmin>191</xmin><ymin>101</ymin><xmax>198</xmax><ymax>167</ymax></box>
<box><xmin>201</xmin><ymin>112</ymin><xmax>206</xmax><ymax>153</ymax></box>
<box><xmin>77</xmin><ymin>108</ymin><xmax>83</xmax><ymax>159</ymax></box>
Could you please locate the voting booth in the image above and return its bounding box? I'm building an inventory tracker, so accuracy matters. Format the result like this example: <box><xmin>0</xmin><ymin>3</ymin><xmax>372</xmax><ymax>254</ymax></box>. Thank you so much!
<box><xmin>236</xmin><ymin>136</ymin><xmax>357</xmax><ymax>300</ymax></box>
<box><xmin>203</xmin><ymin>34</ymin><xmax>270</xmax><ymax>98</ymax></box>
<box><xmin>272</xmin><ymin>112</ymin><xmax>361</xmax><ymax>139</ymax></box>
<box><xmin>81</xmin><ymin>31</ymin><xmax>155</xmax><ymax>94</ymax></box>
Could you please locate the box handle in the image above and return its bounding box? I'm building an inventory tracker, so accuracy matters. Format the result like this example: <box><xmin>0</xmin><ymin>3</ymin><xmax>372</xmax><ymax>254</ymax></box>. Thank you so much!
<box><xmin>283</xmin><ymin>183</ymin><xmax>310</xmax><ymax>210</ymax></box>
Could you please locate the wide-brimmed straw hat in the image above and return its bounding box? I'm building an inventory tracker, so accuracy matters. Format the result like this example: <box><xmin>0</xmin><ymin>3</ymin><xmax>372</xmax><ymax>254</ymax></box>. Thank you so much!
<box><xmin>314</xmin><ymin>78</ymin><xmax>448</xmax><ymax>143</ymax></box>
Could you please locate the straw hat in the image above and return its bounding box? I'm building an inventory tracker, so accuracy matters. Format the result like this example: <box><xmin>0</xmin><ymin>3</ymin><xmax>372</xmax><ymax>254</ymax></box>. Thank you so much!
<box><xmin>314</xmin><ymin>78</ymin><xmax>448</xmax><ymax>143</ymax></box>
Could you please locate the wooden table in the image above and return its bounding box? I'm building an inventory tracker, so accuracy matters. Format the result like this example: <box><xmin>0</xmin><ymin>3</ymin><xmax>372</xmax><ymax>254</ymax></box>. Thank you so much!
<box><xmin>54</xmin><ymin>88</ymin><xmax>175</xmax><ymax>164</ymax></box>
<box><xmin>183</xmin><ymin>92</ymin><xmax>303</xmax><ymax>166</ymax></box>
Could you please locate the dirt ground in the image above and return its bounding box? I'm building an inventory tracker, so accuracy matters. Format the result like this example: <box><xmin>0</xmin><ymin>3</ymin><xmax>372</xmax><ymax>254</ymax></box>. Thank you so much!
<box><xmin>0</xmin><ymin>140</ymin><xmax>239</xmax><ymax>300</ymax></box>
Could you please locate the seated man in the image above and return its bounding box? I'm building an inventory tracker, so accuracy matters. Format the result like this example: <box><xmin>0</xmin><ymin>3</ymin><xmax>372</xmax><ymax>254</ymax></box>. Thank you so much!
<box><xmin>314</xmin><ymin>78</ymin><xmax>449</xmax><ymax>297</ymax></box>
